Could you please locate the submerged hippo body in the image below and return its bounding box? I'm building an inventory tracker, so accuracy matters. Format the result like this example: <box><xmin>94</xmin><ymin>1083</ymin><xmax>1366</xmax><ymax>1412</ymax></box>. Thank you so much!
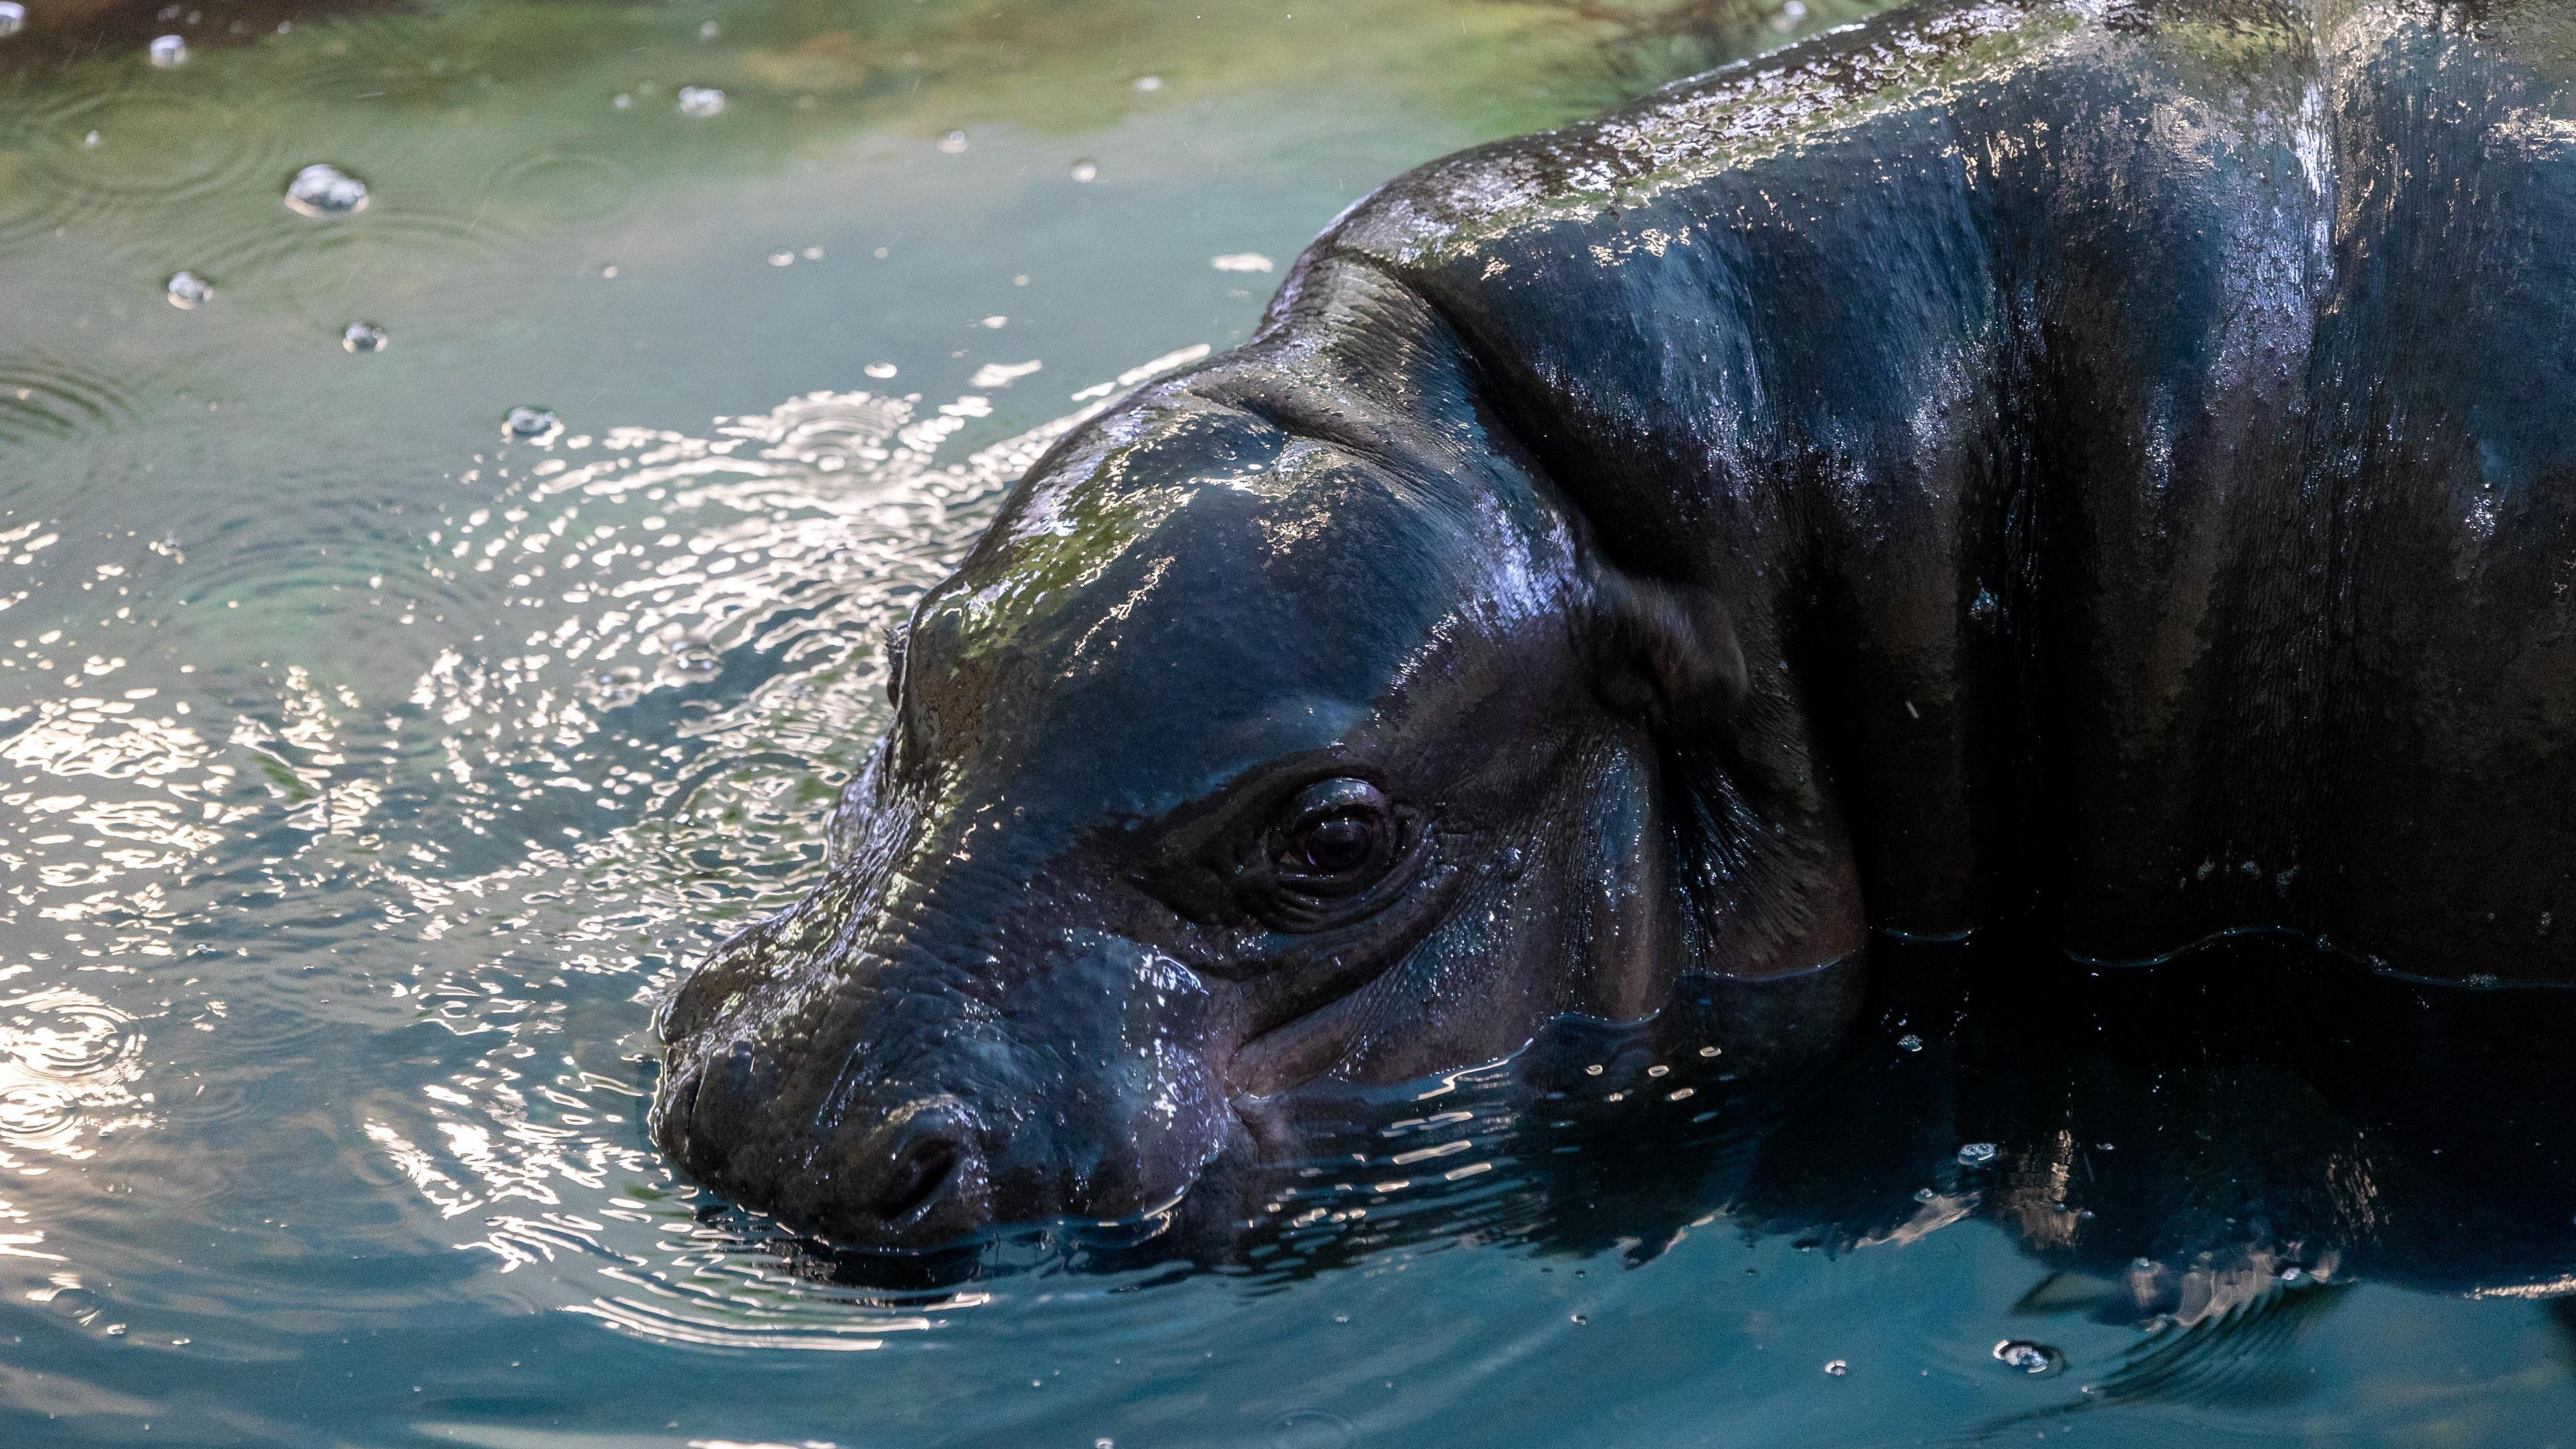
<box><xmin>653</xmin><ymin>0</ymin><xmax>2576</xmax><ymax>1248</ymax></box>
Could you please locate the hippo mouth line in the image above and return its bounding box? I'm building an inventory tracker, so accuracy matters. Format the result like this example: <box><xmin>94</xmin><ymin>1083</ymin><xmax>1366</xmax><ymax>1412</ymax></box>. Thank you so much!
<box><xmin>1223</xmin><ymin>855</ymin><xmax>1476</xmax><ymax>1095</ymax></box>
<box><xmin>1231</xmin><ymin>971</ymin><xmax>1381</xmax><ymax>1097</ymax></box>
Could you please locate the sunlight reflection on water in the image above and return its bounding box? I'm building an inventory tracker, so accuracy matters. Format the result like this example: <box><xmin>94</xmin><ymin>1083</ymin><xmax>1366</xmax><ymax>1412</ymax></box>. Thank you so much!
<box><xmin>340</xmin><ymin>352</ymin><xmax>1219</xmax><ymax>1351</ymax></box>
<box><xmin>0</xmin><ymin>340</ymin><xmax>1225</xmax><ymax>1354</ymax></box>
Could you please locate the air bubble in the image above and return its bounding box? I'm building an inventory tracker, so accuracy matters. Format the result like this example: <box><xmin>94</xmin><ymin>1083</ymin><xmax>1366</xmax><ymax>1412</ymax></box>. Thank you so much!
<box><xmin>1898</xmin><ymin>1033</ymin><xmax>1923</xmax><ymax>1052</ymax></box>
<box><xmin>1070</xmin><ymin>159</ymin><xmax>1099</xmax><ymax>183</ymax></box>
<box><xmin>1134</xmin><ymin>74</ymin><xmax>1163</xmax><ymax>91</ymax></box>
<box><xmin>676</xmin><ymin>86</ymin><xmax>725</xmax><ymax>118</ymax></box>
<box><xmin>767</xmin><ymin>249</ymin><xmax>795</xmax><ymax>267</ymax></box>
<box><xmin>1957</xmin><ymin>1141</ymin><xmax>1998</xmax><ymax>1166</ymax></box>
<box><xmin>285</xmin><ymin>163</ymin><xmax>369</xmax><ymax>217</ymax></box>
<box><xmin>938</xmin><ymin>130</ymin><xmax>969</xmax><ymax>153</ymax></box>
<box><xmin>165</xmin><ymin>271</ymin><xmax>213</xmax><ymax>310</ymax></box>
<box><xmin>1822</xmin><ymin>1359</ymin><xmax>1848</xmax><ymax>1376</ymax></box>
<box><xmin>148</xmin><ymin>33</ymin><xmax>186</xmax><ymax>67</ymax></box>
<box><xmin>864</xmin><ymin>362</ymin><xmax>897</xmax><ymax>379</ymax></box>
<box><xmin>502</xmin><ymin>406</ymin><xmax>562</xmax><ymax>442</ymax></box>
<box><xmin>341</xmin><ymin>322</ymin><xmax>388</xmax><ymax>354</ymax></box>
<box><xmin>1993</xmin><ymin>1340</ymin><xmax>2064</xmax><ymax>1376</ymax></box>
<box><xmin>0</xmin><ymin>4</ymin><xmax>25</xmax><ymax>39</ymax></box>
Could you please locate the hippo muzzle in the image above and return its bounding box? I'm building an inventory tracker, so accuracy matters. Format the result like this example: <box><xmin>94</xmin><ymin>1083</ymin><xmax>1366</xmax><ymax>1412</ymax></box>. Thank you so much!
<box><xmin>655</xmin><ymin>888</ymin><xmax>1253</xmax><ymax>1246</ymax></box>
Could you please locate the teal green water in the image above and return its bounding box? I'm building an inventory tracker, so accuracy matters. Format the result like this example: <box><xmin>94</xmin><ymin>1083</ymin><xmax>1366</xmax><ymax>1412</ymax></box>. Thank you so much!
<box><xmin>3</xmin><ymin>2</ymin><xmax>2575</xmax><ymax>1445</ymax></box>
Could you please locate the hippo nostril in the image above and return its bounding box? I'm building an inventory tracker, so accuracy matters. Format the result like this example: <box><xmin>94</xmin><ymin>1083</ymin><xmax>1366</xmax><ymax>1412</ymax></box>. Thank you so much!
<box><xmin>834</xmin><ymin>1096</ymin><xmax>991</xmax><ymax>1242</ymax></box>
<box><xmin>871</xmin><ymin>1136</ymin><xmax>960</xmax><ymax>1222</ymax></box>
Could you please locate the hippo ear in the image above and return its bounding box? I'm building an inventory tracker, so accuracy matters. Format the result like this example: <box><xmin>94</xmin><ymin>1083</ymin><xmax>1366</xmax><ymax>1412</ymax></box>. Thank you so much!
<box><xmin>1589</xmin><ymin>567</ymin><xmax>1750</xmax><ymax>739</ymax></box>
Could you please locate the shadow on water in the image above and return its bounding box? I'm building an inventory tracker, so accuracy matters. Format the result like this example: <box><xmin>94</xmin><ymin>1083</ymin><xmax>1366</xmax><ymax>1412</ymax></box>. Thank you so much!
<box><xmin>777</xmin><ymin>931</ymin><xmax>2576</xmax><ymax>1344</ymax></box>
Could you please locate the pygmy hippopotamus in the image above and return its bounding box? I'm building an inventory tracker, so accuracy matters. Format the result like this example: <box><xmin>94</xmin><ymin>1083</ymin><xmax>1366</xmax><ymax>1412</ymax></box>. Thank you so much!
<box><xmin>650</xmin><ymin>0</ymin><xmax>2576</xmax><ymax>1249</ymax></box>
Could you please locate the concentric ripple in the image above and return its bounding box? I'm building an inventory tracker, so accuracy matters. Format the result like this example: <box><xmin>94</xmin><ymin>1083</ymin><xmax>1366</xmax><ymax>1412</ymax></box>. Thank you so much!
<box><xmin>0</xmin><ymin>989</ymin><xmax>151</xmax><ymax>1168</ymax></box>
<box><xmin>0</xmin><ymin>354</ymin><xmax>147</xmax><ymax>445</ymax></box>
<box><xmin>0</xmin><ymin>91</ymin><xmax>289</xmax><ymax>245</ymax></box>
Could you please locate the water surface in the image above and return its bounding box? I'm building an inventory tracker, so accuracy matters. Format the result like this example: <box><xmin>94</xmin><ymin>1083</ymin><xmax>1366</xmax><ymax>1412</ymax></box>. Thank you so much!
<box><xmin>4</xmin><ymin>1</ymin><xmax>2576</xmax><ymax>1445</ymax></box>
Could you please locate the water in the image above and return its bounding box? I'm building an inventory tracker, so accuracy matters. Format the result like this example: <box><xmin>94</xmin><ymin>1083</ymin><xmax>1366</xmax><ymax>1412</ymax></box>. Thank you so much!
<box><xmin>3</xmin><ymin>1</ymin><xmax>2575</xmax><ymax>1445</ymax></box>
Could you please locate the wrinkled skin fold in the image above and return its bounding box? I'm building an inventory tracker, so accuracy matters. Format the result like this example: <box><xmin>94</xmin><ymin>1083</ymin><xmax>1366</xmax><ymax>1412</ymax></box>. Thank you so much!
<box><xmin>653</xmin><ymin>0</ymin><xmax>2576</xmax><ymax>1249</ymax></box>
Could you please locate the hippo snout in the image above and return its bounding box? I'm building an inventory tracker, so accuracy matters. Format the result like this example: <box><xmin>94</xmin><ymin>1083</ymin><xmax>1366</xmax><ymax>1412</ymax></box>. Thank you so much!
<box><xmin>656</xmin><ymin>1047</ymin><xmax>1008</xmax><ymax>1248</ymax></box>
<box><xmin>651</xmin><ymin>919</ymin><xmax>1249</xmax><ymax>1250</ymax></box>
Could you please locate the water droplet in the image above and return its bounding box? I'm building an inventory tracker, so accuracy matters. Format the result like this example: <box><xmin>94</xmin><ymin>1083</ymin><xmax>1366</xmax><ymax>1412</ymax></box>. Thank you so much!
<box><xmin>502</xmin><ymin>406</ymin><xmax>562</xmax><ymax>443</ymax></box>
<box><xmin>165</xmin><ymin>271</ymin><xmax>213</xmax><ymax>309</ymax></box>
<box><xmin>1958</xmin><ymin>1141</ymin><xmax>1998</xmax><ymax>1166</ymax></box>
<box><xmin>1822</xmin><ymin>1358</ymin><xmax>1848</xmax><ymax>1376</ymax></box>
<box><xmin>1070</xmin><ymin>159</ymin><xmax>1099</xmax><ymax>183</ymax></box>
<box><xmin>1898</xmin><ymin>1033</ymin><xmax>1923</xmax><ymax>1052</ymax></box>
<box><xmin>864</xmin><ymin>362</ymin><xmax>897</xmax><ymax>379</ymax></box>
<box><xmin>46</xmin><ymin>1287</ymin><xmax>101</xmax><ymax>1319</ymax></box>
<box><xmin>676</xmin><ymin>85</ymin><xmax>725</xmax><ymax>118</ymax></box>
<box><xmin>0</xmin><ymin>3</ymin><xmax>25</xmax><ymax>39</ymax></box>
<box><xmin>937</xmin><ymin>129</ymin><xmax>969</xmax><ymax>153</ymax></box>
<box><xmin>1134</xmin><ymin>74</ymin><xmax>1163</xmax><ymax>91</ymax></box>
<box><xmin>148</xmin><ymin>33</ymin><xmax>186</xmax><ymax>67</ymax></box>
<box><xmin>767</xmin><ymin>248</ymin><xmax>796</xmax><ymax>267</ymax></box>
<box><xmin>284</xmin><ymin>163</ymin><xmax>369</xmax><ymax>217</ymax></box>
<box><xmin>341</xmin><ymin>322</ymin><xmax>388</xmax><ymax>354</ymax></box>
<box><xmin>1993</xmin><ymin>1340</ymin><xmax>2064</xmax><ymax>1376</ymax></box>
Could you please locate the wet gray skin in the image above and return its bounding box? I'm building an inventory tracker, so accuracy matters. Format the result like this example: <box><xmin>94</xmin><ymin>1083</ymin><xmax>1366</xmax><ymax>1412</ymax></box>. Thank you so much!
<box><xmin>654</xmin><ymin>0</ymin><xmax>2576</xmax><ymax>1248</ymax></box>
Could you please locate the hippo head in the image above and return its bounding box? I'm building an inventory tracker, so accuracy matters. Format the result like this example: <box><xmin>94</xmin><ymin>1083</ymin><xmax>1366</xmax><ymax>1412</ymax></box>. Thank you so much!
<box><xmin>650</xmin><ymin>280</ymin><xmax>1863</xmax><ymax>1249</ymax></box>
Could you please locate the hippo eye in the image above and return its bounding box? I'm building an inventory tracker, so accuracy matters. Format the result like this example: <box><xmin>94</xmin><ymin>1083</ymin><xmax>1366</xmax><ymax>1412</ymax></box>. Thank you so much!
<box><xmin>1270</xmin><ymin>777</ymin><xmax>1399</xmax><ymax>900</ymax></box>
<box><xmin>1295</xmin><ymin>814</ymin><xmax>1377</xmax><ymax>875</ymax></box>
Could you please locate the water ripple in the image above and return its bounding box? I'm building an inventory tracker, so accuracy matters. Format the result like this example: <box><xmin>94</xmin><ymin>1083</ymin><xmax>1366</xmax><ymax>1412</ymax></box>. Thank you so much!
<box><xmin>0</xmin><ymin>355</ymin><xmax>147</xmax><ymax>446</ymax></box>
<box><xmin>0</xmin><ymin>92</ymin><xmax>287</xmax><ymax>245</ymax></box>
